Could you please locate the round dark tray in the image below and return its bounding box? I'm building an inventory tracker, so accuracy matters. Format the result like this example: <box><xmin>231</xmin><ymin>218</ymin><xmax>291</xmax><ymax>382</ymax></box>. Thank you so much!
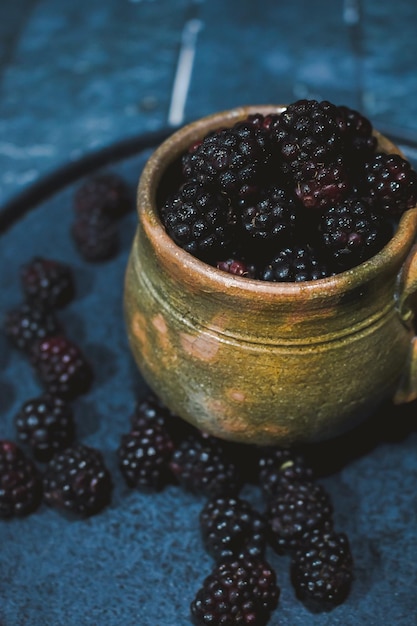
<box><xmin>1</xmin><ymin>127</ymin><xmax>417</xmax><ymax>626</ymax></box>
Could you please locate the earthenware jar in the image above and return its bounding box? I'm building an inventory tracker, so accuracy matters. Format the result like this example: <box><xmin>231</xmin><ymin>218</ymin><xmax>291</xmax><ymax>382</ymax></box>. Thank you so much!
<box><xmin>124</xmin><ymin>106</ymin><xmax>417</xmax><ymax>446</ymax></box>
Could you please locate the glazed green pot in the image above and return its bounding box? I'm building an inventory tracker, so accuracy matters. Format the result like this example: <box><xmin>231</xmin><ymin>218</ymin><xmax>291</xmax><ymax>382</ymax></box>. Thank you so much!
<box><xmin>124</xmin><ymin>106</ymin><xmax>417</xmax><ymax>446</ymax></box>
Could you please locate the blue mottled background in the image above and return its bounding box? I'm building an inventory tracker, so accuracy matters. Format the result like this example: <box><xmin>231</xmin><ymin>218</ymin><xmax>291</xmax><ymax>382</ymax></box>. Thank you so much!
<box><xmin>1</xmin><ymin>1</ymin><xmax>417</xmax><ymax>625</ymax></box>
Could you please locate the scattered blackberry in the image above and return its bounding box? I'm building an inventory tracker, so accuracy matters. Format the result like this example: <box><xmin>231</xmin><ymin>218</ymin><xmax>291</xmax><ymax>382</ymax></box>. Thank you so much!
<box><xmin>3</xmin><ymin>302</ymin><xmax>62</xmax><ymax>353</ymax></box>
<box><xmin>20</xmin><ymin>256</ymin><xmax>75</xmax><ymax>309</ymax></box>
<box><xmin>291</xmin><ymin>527</ymin><xmax>354</xmax><ymax>611</ymax></box>
<box><xmin>30</xmin><ymin>335</ymin><xmax>93</xmax><ymax>400</ymax></box>
<box><xmin>182</xmin><ymin>121</ymin><xmax>271</xmax><ymax>199</ymax></box>
<box><xmin>190</xmin><ymin>553</ymin><xmax>279</xmax><ymax>626</ymax></box>
<box><xmin>362</xmin><ymin>152</ymin><xmax>417</xmax><ymax>216</ymax></box>
<box><xmin>319</xmin><ymin>198</ymin><xmax>393</xmax><ymax>270</ymax></box>
<box><xmin>273</xmin><ymin>99</ymin><xmax>345</xmax><ymax>180</ymax></box>
<box><xmin>240</xmin><ymin>185</ymin><xmax>299</xmax><ymax>243</ymax></box>
<box><xmin>169</xmin><ymin>432</ymin><xmax>242</xmax><ymax>497</ymax></box>
<box><xmin>43</xmin><ymin>444</ymin><xmax>112</xmax><ymax>516</ymax></box>
<box><xmin>74</xmin><ymin>171</ymin><xmax>132</xmax><ymax>219</ymax></box>
<box><xmin>260</xmin><ymin>244</ymin><xmax>331</xmax><ymax>282</ymax></box>
<box><xmin>0</xmin><ymin>440</ymin><xmax>42</xmax><ymax>518</ymax></box>
<box><xmin>14</xmin><ymin>394</ymin><xmax>75</xmax><ymax>462</ymax></box>
<box><xmin>257</xmin><ymin>446</ymin><xmax>314</xmax><ymax>501</ymax></box>
<box><xmin>71</xmin><ymin>207</ymin><xmax>119</xmax><ymax>262</ymax></box>
<box><xmin>131</xmin><ymin>391</ymin><xmax>193</xmax><ymax>443</ymax></box>
<box><xmin>338</xmin><ymin>104</ymin><xmax>377</xmax><ymax>160</ymax></box>
<box><xmin>117</xmin><ymin>424</ymin><xmax>175</xmax><ymax>491</ymax></box>
<box><xmin>295</xmin><ymin>160</ymin><xmax>350</xmax><ymax>210</ymax></box>
<box><xmin>267</xmin><ymin>480</ymin><xmax>333</xmax><ymax>554</ymax></box>
<box><xmin>160</xmin><ymin>181</ymin><xmax>236</xmax><ymax>261</ymax></box>
<box><xmin>199</xmin><ymin>495</ymin><xmax>267</xmax><ymax>561</ymax></box>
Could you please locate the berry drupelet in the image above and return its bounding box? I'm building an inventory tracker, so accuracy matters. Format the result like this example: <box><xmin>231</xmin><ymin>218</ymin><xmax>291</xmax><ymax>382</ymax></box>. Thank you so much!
<box><xmin>169</xmin><ymin>432</ymin><xmax>242</xmax><ymax>497</ymax></box>
<box><xmin>3</xmin><ymin>302</ymin><xmax>62</xmax><ymax>353</ymax></box>
<box><xmin>14</xmin><ymin>394</ymin><xmax>75</xmax><ymax>462</ymax></box>
<box><xmin>290</xmin><ymin>526</ymin><xmax>354</xmax><ymax>611</ymax></box>
<box><xmin>0</xmin><ymin>440</ymin><xmax>42</xmax><ymax>518</ymax></box>
<box><xmin>362</xmin><ymin>152</ymin><xmax>417</xmax><ymax>216</ymax></box>
<box><xmin>74</xmin><ymin>171</ymin><xmax>132</xmax><ymax>219</ymax></box>
<box><xmin>30</xmin><ymin>335</ymin><xmax>93</xmax><ymax>400</ymax></box>
<box><xmin>43</xmin><ymin>444</ymin><xmax>112</xmax><ymax>516</ymax></box>
<box><xmin>199</xmin><ymin>495</ymin><xmax>267</xmax><ymax>562</ymax></box>
<box><xmin>160</xmin><ymin>180</ymin><xmax>236</xmax><ymax>262</ymax></box>
<box><xmin>267</xmin><ymin>480</ymin><xmax>334</xmax><ymax>555</ymax></box>
<box><xmin>190</xmin><ymin>553</ymin><xmax>280</xmax><ymax>626</ymax></box>
<box><xmin>19</xmin><ymin>256</ymin><xmax>75</xmax><ymax>309</ymax></box>
<box><xmin>117</xmin><ymin>423</ymin><xmax>175</xmax><ymax>491</ymax></box>
<box><xmin>182</xmin><ymin>121</ymin><xmax>271</xmax><ymax>199</ymax></box>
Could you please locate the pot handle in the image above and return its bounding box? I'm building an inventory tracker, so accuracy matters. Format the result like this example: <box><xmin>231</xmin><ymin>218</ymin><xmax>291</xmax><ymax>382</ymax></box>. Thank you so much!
<box><xmin>393</xmin><ymin>243</ymin><xmax>417</xmax><ymax>404</ymax></box>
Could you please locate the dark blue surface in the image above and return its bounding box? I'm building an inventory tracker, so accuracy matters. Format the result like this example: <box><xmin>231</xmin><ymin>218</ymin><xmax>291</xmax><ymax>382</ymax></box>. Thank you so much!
<box><xmin>1</xmin><ymin>1</ymin><xmax>417</xmax><ymax>624</ymax></box>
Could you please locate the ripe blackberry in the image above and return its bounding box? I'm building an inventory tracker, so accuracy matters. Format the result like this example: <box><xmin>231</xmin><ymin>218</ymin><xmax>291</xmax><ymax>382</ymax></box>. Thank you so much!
<box><xmin>3</xmin><ymin>302</ymin><xmax>62</xmax><ymax>353</ymax></box>
<box><xmin>0</xmin><ymin>440</ymin><xmax>42</xmax><ymax>518</ymax></box>
<box><xmin>117</xmin><ymin>424</ymin><xmax>175</xmax><ymax>491</ymax></box>
<box><xmin>319</xmin><ymin>198</ymin><xmax>393</xmax><ymax>271</ymax></box>
<box><xmin>160</xmin><ymin>181</ymin><xmax>236</xmax><ymax>262</ymax></box>
<box><xmin>30</xmin><ymin>335</ymin><xmax>93</xmax><ymax>400</ymax></box>
<box><xmin>74</xmin><ymin>171</ymin><xmax>132</xmax><ymax>219</ymax></box>
<box><xmin>257</xmin><ymin>446</ymin><xmax>314</xmax><ymax>501</ymax></box>
<box><xmin>19</xmin><ymin>256</ymin><xmax>75</xmax><ymax>309</ymax></box>
<box><xmin>240</xmin><ymin>185</ymin><xmax>299</xmax><ymax>243</ymax></box>
<box><xmin>43</xmin><ymin>444</ymin><xmax>112</xmax><ymax>516</ymax></box>
<box><xmin>291</xmin><ymin>527</ymin><xmax>354</xmax><ymax>611</ymax></box>
<box><xmin>131</xmin><ymin>391</ymin><xmax>193</xmax><ymax>443</ymax></box>
<box><xmin>216</xmin><ymin>258</ymin><xmax>257</xmax><ymax>278</ymax></box>
<box><xmin>362</xmin><ymin>152</ymin><xmax>417</xmax><ymax>216</ymax></box>
<box><xmin>295</xmin><ymin>159</ymin><xmax>350</xmax><ymax>210</ymax></box>
<box><xmin>338</xmin><ymin>104</ymin><xmax>377</xmax><ymax>160</ymax></box>
<box><xmin>169</xmin><ymin>432</ymin><xmax>242</xmax><ymax>497</ymax></box>
<box><xmin>71</xmin><ymin>207</ymin><xmax>119</xmax><ymax>262</ymax></box>
<box><xmin>273</xmin><ymin>99</ymin><xmax>345</xmax><ymax>179</ymax></box>
<box><xmin>199</xmin><ymin>495</ymin><xmax>267</xmax><ymax>562</ymax></box>
<box><xmin>267</xmin><ymin>480</ymin><xmax>333</xmax><ymax>554</ymax></box>
<box><xmin>190</xmin><ymin>553</ymin><xmax>279</xmax><ymax>626</ymax></box>
<box><xmin>260</xmin><ymin>244</ymin><xmax>331</xmax><ymax>282</ymax></box>
<box><xmin>14</xmin><ymin>394</ymin><xmax>75</xmax><ymax>462</ymax></box>
<box><xmin>182</xmin><ymin>121</ymin><xmax>271</xmax><ymax>199</ymax></box>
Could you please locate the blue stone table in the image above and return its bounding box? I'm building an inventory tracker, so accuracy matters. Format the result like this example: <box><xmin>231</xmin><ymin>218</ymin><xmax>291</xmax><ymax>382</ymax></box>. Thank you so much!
<box><xmin>1</xmin><ymin>1</ymin><xmax>417</xmax><ymax>625</ymax></box>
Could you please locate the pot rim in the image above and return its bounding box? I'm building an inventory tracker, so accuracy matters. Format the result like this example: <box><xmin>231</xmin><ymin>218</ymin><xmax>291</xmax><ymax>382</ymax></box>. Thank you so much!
<box><xmin>137</xmin><ymin>105</ymin><xmax>417</xmax><ymax>302</ymax></box>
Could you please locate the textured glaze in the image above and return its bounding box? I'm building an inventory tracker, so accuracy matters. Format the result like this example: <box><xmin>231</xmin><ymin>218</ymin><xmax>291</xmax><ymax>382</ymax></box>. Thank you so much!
<box><xmin>124</xmin><ymin>106</ymin><xmax>417</xmax><ymax>446</ymax></box>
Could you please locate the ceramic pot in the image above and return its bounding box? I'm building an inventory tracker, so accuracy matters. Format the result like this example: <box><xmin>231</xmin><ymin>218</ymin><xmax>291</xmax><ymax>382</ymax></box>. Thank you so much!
<box><xmin>124</xmin><ymin>105</ymin><xmax>417</xmax><ymax>446</ymax></box>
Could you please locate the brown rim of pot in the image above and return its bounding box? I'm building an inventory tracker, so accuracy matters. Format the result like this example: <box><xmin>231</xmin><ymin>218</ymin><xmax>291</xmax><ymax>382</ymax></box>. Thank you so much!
<box><xmin>137</xmin><ymin>105</ymin><xmax>417</xmax><ymax>303</ymax></box>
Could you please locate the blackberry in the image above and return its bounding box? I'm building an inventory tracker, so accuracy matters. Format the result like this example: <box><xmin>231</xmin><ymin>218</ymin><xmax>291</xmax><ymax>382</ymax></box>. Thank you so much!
<box><xmin>362</xmin><ymin>152</ymin><xmax>417</xmax><ymax>216</ymax></box>
<box><xmin>74</xmin><ymin>171</ymin><xmax>132</xmax><ymax>219</ymax></box>
<box><xmin>3</xmin><ymin>302</ymin><xmax>62</xmax><ymax>353</ymax></box>
<box><xmin>319</xmin><ymin>198</ymin><xmax>393</xmax><ymax>271</ymax></box>
<box><xmin>30</xmin><ymin>335</ymin><xmax>93</xmax><ymax>400</ymax></box>
<box><xmin>260</xmin><ymin>245</ymin><xmax>330</xmax><ymax>282</ymax></box>
<box><xmin>240</xmin><ymin>185</ymin><xmax>299</xmax><ymax>242</ymax></box>
<box><xmin>199</xmin><ymin>495</ymin><xmax>267</xmax><ymax>562</ymax></box>
<box><xmin>190</xmin><ymin>553</ymin><xmax>279</xmax><ymax>626</ymax></box>
<box><xmin>273</xmin><ymin>99</ymin><xmax>345</xmax><ymax>179</ymax></box>
<box><xmin>338</xmin><ymin>104</ymin><xmax>377</xmax><ymax>160</ymax></box>
<box><xmin>14</xmin><ymin>394</ymin><xmax>75</xmax><ymax>462</ymax></box>
<box><xmin>43</xmin><ymin>444</ymin><xmax>112</xmax><ymax>516</ymax></box>
<box><xmin>19</xmin><ymin>256</ymin><xmax>75</xmax><ymax>309</ymax></box>
<box><xmin>182</xmin><ymin>121</ymin><xmax>271</xmax><ymax>199</ymax></box>
<box><xmin>117</xmin><ymin>424</ymin><xmax>175</xmax><ymax>491</ymax></box>
<box><xmin>267</xmin><ymin>480</ymin><xmax>333</xmax><ymax>554</ymax></box>
<box><xmin>131</xmin><ymin>391</ymin><xmax>193</xmax><ymax>443</ymax></box>
<box><xmin>0</xmin><ymin>440</ymin><xmax>42</xmax><ymax>518</ymax></box>
<box><xmin>257</xmin><ymin>446</ymin><xmax>314</xmax><ymax>501</ymax></box>
<box><xmin>169</xmin><ymin>432</ymin><xmax>242</xmax><ymax>497</ymax></box>
<box><xmin>71</xmin><ymin>207</ymin><xmax>119</xmax><ymax>262</ymax></box>
<box><xmin>160</xmin><ymin>181</ymin><xmax>236</xmax><ymax>262</ymax></box>
<box><xmin>291</xmin><ymin>527</ymin><xmax>354</xmax><ymax>611</ymax></box>
<box><xmin>295</xmin><ymin>159</ymin><xmax>350</xmax><ymax>210</ymax></box>
<box><xmin>216</xmin><ymin>258</ymin><xmax>257</xmax><ymax>278</ymax></box>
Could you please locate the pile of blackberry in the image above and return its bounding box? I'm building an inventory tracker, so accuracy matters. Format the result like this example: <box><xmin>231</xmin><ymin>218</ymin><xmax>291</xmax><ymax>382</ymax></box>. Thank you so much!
<box><xmin>160</xmin><ymin>100</ymin><xmax>417</xmax><ymax>280</ymax></box>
